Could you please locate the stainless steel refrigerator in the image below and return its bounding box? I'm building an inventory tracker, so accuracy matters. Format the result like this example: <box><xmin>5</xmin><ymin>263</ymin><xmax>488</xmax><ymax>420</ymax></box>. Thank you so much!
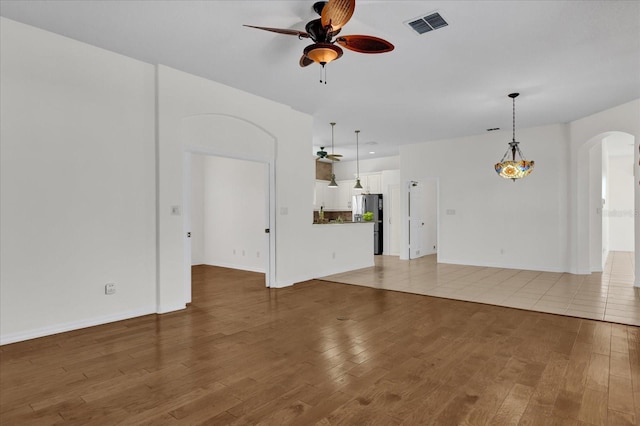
<box><xmin>352</xmin><ymin>194</ymin><xmax>383</xmax><ymax>255</ymax></box>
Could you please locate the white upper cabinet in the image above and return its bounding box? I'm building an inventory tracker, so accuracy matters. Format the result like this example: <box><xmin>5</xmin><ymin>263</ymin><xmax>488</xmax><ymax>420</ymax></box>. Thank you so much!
<box><xmin>315</xmin><ymin>179</ymin><xmax>339</xmax><ymax>210</ymax></box>
<box><xmin>335</xmin><ymin>180</ymin><xmax>353</xmax><ymax>210</ymax></box>
<box><xmin>364</xmin><ymin>173</ymin><xmax>382</xmax><ymax>194</ymax></box>
<box><xmin>315</xmin><ymin>173</ymin><xmax>383</xmax><ymax>210</ymax></box>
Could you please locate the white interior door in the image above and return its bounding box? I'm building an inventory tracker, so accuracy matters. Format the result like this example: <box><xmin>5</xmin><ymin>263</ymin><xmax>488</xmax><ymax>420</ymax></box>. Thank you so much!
<box><xmin>408</xmin><ymin>179</ymin><xmax>438</xmax><ymax>260</ymax></box>
<box><xmin>408</xmin><ymin>182</ymin><xmax>424</xmax><ymax>259</ymax></box>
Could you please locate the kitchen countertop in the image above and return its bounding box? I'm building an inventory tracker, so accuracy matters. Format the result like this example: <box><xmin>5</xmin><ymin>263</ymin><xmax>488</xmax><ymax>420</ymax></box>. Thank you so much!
<box><xmin>312</xmin><ymin>221</ymin><xmax>373</xmax><ymax>225</ymax></box>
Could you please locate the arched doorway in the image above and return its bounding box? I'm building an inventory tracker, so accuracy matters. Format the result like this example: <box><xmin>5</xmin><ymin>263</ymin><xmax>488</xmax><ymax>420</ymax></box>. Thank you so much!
<box><xmin>577</xmin><ymin>130</ymin><xmax>636</xmax><ymax>283</ymax></box>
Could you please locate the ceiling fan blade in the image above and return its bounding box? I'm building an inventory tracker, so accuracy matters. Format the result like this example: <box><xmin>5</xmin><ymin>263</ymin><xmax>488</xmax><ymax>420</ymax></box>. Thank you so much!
<box><xmin>336</xmin><ymin>35</ymin><xmax>394</xmax><ymax>53</ymax></box>
<box><xmin>321</xmin><ymin>0</ymin><xmax>355</xmax><ymax>31</ymax></box>
<box><xmin>243</xmin><ymin>25</ymin><xmax>310</xmax><ymax>38</ymax></box>
<box><xmin>300</xmin><ymin>54</ymin><xmax>314</xmax><ymax>67</ymax></box>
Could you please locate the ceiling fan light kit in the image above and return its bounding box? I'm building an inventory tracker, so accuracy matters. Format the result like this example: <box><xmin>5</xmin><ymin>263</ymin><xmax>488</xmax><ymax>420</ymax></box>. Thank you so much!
<box><xmin>494</xmin><ymin>93</ymin><xmax>535</xmax><ymax>181</ymax></box>
<box><xmin>304</xmin><ymin>43</ymin><xmax>343</xmax><ymax>65</ymax></box>
<box><xmin>244</xmin><ymin>0</ymin><xmax>394</xmax><ymax>83</ymax></box>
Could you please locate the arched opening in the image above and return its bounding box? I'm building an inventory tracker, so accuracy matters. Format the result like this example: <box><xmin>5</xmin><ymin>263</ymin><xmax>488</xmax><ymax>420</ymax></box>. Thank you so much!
<box><xmin>181</xmin><ymin>114</ymin><xmax>276</xmax><ymax>303</ymax></box>
<box><xmin>580</xmin><ymin>131</ymin><xmax>635</xmax><ymax>272</ymax></box>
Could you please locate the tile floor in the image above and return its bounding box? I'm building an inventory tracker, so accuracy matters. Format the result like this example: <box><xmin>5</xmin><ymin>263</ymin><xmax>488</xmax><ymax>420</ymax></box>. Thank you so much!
<box><xmin>322</xmin><ymin>251</ymin><xmax>640</xmax><ymax>327</ymax></box>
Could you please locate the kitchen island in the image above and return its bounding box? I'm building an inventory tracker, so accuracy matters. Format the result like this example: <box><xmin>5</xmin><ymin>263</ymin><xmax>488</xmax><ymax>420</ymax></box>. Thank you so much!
<box><xmin>309</xmin><ymin>221</ymin><xmax>375</xmax><ymax>277</ymax></box>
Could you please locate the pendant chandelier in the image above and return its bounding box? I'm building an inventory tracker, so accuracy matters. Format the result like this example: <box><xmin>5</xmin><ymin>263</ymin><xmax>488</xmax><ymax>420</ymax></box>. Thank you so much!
<box><xmin>328</xmin><ymin>122</ymin><xmax>338</xmax><ymax>188</ymax></box>
<box><xmin>494</xmin><ymin>93</ymin><xmax>534</xmax><ymax>181</ymax></box>
<box><xmin>354</xmin><ymin>130</ymin><xmax>363</xmax><ymax>190</ymax></box>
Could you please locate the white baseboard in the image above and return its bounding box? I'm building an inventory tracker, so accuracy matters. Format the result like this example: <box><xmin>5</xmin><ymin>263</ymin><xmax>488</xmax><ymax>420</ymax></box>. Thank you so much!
<box><xmin>156</xmin><ymin>302</ymin><xmax>187</xmax><ymax>314</ymax></box>
<box><xmin>1</xmin><ymin>305</ymin><xmax>156</xmax><ymax>346</ymax></box>
<box><xmin>270</xmin><ymin>260</ymin><xmax>375</xmax><ymax>288</ymax></box>
<box><xmin>200</xmin><ymin>261</ymin><xmax>265</xmax><ymax>274</ymax></box>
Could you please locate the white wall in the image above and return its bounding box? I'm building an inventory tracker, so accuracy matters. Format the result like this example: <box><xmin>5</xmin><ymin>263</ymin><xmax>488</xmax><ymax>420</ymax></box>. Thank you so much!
<box><xmin>156</xmin><ymin>65</ymin><xmax>375</xmax><ymax>310</ymax></box>
<box><xmin>201</xmin><ymin>156</ymin><xmax>267</xmax><ymax>273</ymax></box>
<box><xmin>607</xmin><ymin>155</ymin><xmax>635</xmax><ymax>251</ymax></box>
<box><xmin>568</xmin><ymin>99</ymin><xmax>639</xmax><ymax>280</ymax></box>
<box><xmin>589</xmin><ymin>143</ymin><xmax>604</xmax><ymax>271</ymax></box>
<box><xmin>602</xmin><ymin>143</ymin><xmax>610</xmax><ymax>266</ymax></box>
<box><xmin>190</xmin><ymin>154</ymin><xmax>205</xmax><ymax>265</ymax></box>
<box><xmin>0</xmin><ymin>18</ymin><xmax>157</xmax><ymax>344</ymax></box>
<box><xmin>401</xmin><ymin>123</ymin><xmax>570</xmax><ymax>271</ymax></box>
<box><xmin>1</xmin><ymin>18</ymin><xmax>375</xmax><ymax>344</ymax></box>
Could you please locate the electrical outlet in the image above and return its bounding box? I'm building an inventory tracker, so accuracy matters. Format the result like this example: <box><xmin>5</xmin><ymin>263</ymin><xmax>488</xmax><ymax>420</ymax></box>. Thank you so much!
<box><xmin>332</xmin><ymin>252</ymin><xmax>336</xmax><ymax>259</ymax></box>
<box><xmin>105</xmin><ymin>283</ymin><xmax>116</xmax><ymax>295</ymax></box>
<box><xmin>256</xmin><ymin>251</ymin><xmax>260</xmax><ymax>258</ymax></box>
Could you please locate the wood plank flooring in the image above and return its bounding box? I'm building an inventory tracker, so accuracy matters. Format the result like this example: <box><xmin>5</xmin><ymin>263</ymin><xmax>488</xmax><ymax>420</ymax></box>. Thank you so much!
<box><xmin>1</xmin><ymin>265</ymin><xmax>639</xmax><ymax>425</ymax></box>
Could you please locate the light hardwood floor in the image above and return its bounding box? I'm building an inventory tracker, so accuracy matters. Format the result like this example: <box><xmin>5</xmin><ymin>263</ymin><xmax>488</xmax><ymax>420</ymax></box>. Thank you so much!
<box><xmin>1</xmin><ymin>261</ymin><xmax>639</xmax><ymax>425</ymax></box>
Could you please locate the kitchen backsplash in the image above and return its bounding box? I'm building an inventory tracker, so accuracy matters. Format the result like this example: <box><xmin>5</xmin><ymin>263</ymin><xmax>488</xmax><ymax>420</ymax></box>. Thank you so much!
<box><xmin>313</xmin><ymin>210</ymin><xmax>352</xmax><ymax>223</ymax></box>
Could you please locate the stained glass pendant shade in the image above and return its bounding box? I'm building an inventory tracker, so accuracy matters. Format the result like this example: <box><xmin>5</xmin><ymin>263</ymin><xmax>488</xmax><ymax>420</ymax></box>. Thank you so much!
<box><xmin>494</xmin><ymin>93</ymin><xmax>534</xmax><ymax>181</ymax></box>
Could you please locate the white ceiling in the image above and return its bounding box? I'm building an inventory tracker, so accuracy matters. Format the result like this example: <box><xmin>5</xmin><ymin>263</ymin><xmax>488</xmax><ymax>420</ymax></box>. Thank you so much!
<box><xmin>1</xmin><ymin>0</ymin><xmax>639</xmax><ymax>161</ymax></box>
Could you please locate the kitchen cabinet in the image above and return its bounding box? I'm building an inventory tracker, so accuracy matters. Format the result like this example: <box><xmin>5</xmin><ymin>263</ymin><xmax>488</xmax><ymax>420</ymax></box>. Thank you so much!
<box><xmin>335</xmin><ymin>180</ymin><xmax>353</xmax><ymax>210</ymax></box>
<box><xmin>314</xmin><ymin>179</ymin><xmax>338</xmax><ymax>210</ymax></box>
<box><xmin>314</xmin><ymin>180</ymin><xmax>326</xmax><ymax>210</ymax></box>
<box><xmin>363</xmin><ymin>173</ymin><xmax>382</xmax><ymax>194</ymax></box>
<box><xmin>349</xmin><ymin>173</ymin><xmax>382</xmax><ymax>194</ymax></box>
<box><xmin>315</xmin><ymin>174</ymin><xmax>382</xmax><ymax>211</ymax></box>
<box><xmin>324</xmin><ymin>183</ymin><xmax>338</xmax><ymax>210</ymax></box>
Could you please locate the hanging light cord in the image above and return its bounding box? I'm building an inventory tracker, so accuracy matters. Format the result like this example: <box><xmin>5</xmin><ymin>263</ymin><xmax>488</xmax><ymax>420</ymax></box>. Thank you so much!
<box><xmin>356</xmin><ymin>130</ymin><xmax>360</xmax><ymax>178</ymax></box>
<box><xmin>331</xmin><ymin>122</ymin><xmax>336</xmax><ymax>169</ymax></box>
<box><xmin>498</xmin><ymin>93</ymin><xmax>528</xmax><ymax>162</ymax></box>
<box><xmin>512</xmin><ymin>95</ymin><xmax>516</xmax><ymax>143</ymax></box>
<box><xmin>319</xmin><ymin>64</ymin><xmax>328</xmax><ymax>84</ymax></box>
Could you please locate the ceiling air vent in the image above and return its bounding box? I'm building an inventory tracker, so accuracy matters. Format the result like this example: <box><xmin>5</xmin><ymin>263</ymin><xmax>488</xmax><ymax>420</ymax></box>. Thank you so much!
<box><xmin>406</xmin><ymin>12</ymin><xmax>448</xmax><ymax>35</ymax></box>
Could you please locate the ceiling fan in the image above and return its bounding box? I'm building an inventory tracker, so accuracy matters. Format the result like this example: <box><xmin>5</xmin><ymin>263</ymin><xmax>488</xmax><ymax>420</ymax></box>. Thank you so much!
<box><xmin>244</xmin><ymin>0</ymin><xmax>394</xmax><ymax>77</ymax></box>
<box><xmin>316</xmin><ymin>147</ymin><xmax>342</xmax><ymax>161</ymax></box>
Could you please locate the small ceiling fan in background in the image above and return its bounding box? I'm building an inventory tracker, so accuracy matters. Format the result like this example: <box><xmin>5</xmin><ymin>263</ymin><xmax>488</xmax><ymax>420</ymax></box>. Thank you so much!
<box><xmin>316</xmin><ymin>147</ymin><xmax>342</xmax><ymax>161</ymax></box>
<box><xmin>244</xmin><ymin>0</ymin><xmax>394</xmax><ymax>82</ymax></box>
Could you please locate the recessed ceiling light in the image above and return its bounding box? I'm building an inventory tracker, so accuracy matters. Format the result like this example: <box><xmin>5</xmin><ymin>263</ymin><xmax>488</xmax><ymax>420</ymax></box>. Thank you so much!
<box><xmin>369</xmin><ymin>151</ymin><xmax>375</xmax><ymax>154</ymax></box>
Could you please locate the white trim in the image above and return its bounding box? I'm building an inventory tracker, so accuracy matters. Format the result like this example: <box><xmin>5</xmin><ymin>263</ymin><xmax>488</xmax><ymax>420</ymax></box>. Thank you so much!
<box><xmin>270</xmin><ymin>261</ymin><xmax>376</xmax><ymax>288</ymax></box>
<box><xmin>182</xmin><ymin>146</ymin><xmax>275</xmax><ymax>298</ymax></box>
<box><xmin>200</xmin><ymin>261</ymin><xmax>266</xmax><ymax>274</ymax></box>
<box><xmin>156</xmin><ymin>302</ymin><xmax>187</xmax><ymax>314</ymax></box>
<box><xmin>1</xmin><ymin>306</ymin><xmax>156</xmax><ymax>346</ymax></box>
<box><xmin>183</xmin><ymin>152</ymin><xmax>192</xmax><ymax>304</ymax></box>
